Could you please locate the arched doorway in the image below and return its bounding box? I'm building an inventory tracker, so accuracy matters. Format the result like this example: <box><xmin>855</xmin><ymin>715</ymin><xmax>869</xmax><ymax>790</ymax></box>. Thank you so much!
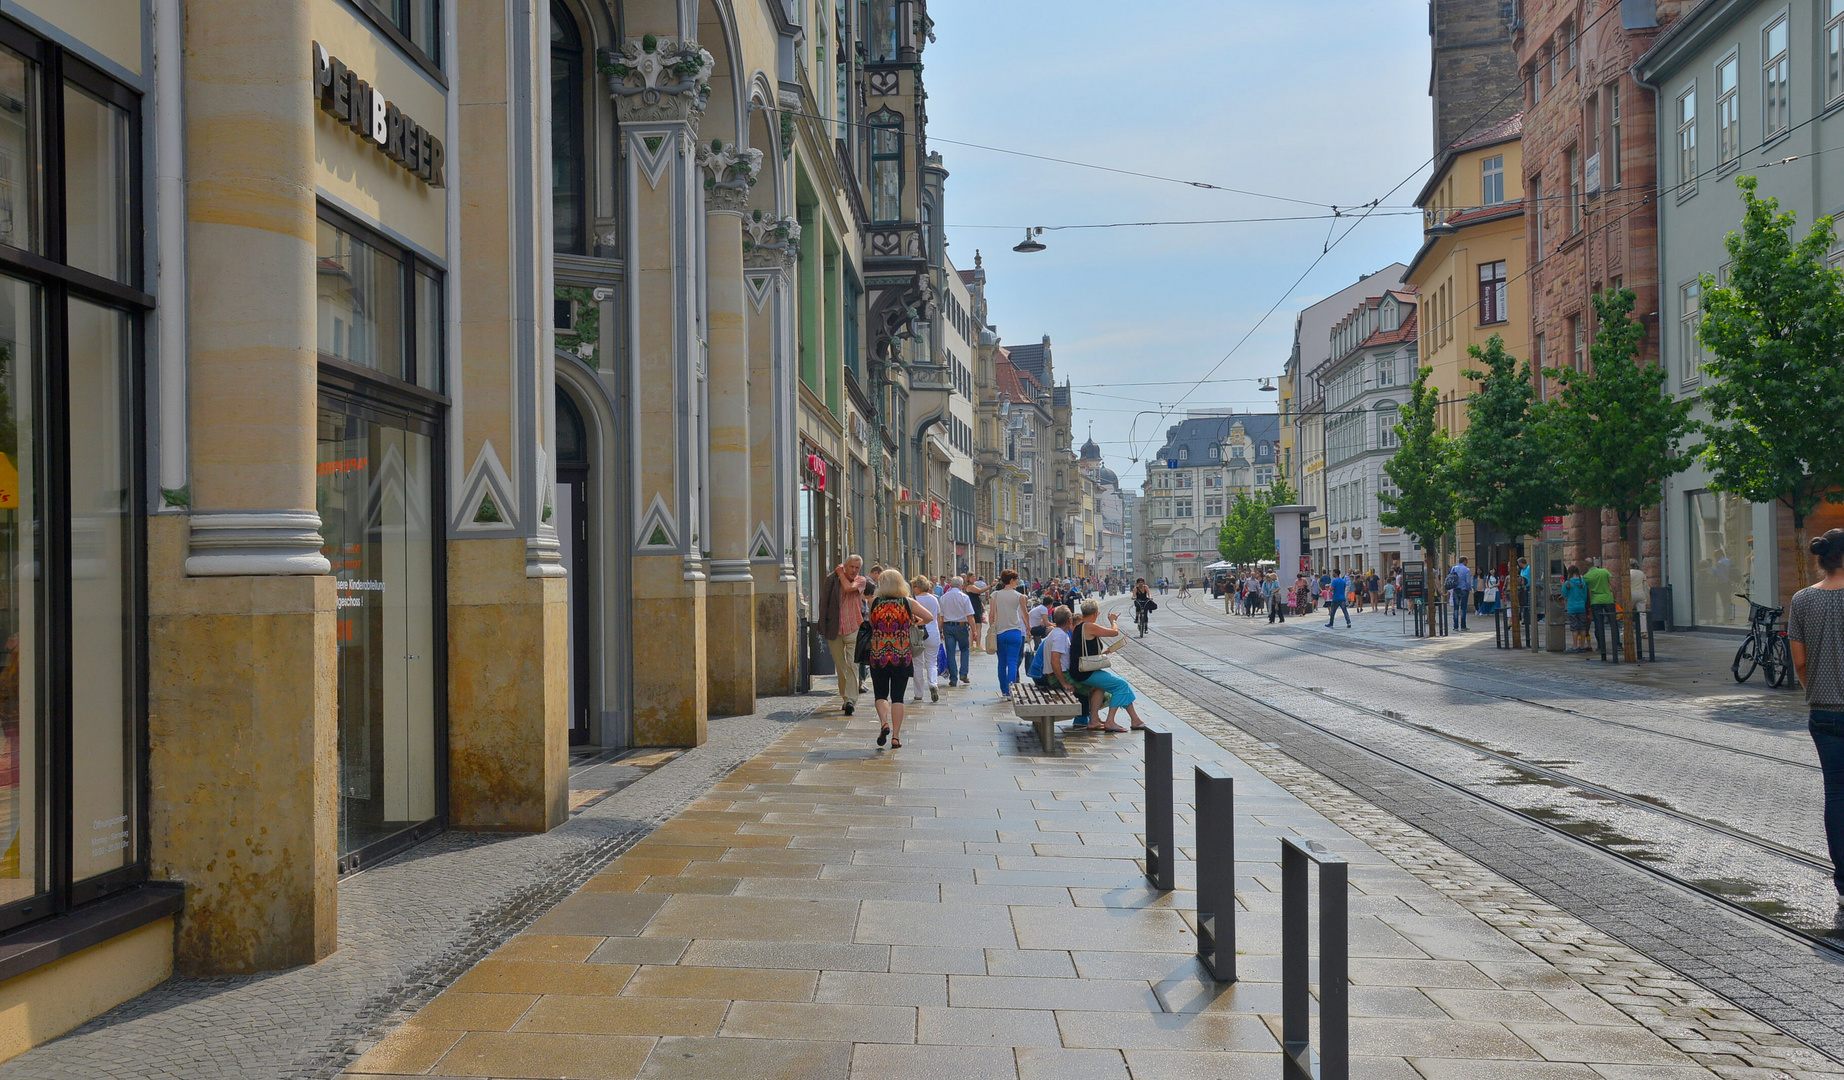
<box><xmin>556</xmin><ymin>387</ymin><xmax>592</xmax><ymax>745</ymax></box>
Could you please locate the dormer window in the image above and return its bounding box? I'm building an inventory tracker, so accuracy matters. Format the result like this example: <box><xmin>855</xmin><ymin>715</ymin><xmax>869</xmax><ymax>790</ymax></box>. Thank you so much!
<box><xmin>1179</xmin><ymin>447</ymin><xmax>1189</xmax><ymax>461</ymax></box>
<box><xmin>1209</xmin><ymin>445</ymin><xmax>1219</xmax><ymax>460</ymax></box>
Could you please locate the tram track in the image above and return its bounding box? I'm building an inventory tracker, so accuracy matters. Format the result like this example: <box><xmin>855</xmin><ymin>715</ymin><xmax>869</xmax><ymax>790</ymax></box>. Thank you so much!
<box><xmin>1099</xmin><ymin>593</ymin><xmax>1844</xmax><ymax>954</ymax></box>
<box><xmin>1157</xmin><ymin>594</ymin><xmax>1817</xmax><ymax>772</ymax></box>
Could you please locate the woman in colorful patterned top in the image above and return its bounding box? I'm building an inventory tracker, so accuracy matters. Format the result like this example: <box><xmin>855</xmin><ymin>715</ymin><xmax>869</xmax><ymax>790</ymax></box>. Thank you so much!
<box><xmin>867</xmin><ymin>569</ymin><xmax>934</xmax><ymax>749</ymax></box>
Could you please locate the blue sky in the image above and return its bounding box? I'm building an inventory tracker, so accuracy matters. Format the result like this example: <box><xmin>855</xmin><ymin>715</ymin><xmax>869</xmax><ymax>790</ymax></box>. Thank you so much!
<box><xmin>923</xmin><ymin>0</ymin><xmax>1435</xmax><ymax>490</ymax></box>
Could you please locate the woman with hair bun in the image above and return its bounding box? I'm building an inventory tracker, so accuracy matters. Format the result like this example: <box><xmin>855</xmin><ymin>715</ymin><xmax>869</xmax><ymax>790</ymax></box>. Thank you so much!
<box><xmin>1790</xmin><ymin>527</ymin><xmax>1844</xmax><ymax>909</ymax></box>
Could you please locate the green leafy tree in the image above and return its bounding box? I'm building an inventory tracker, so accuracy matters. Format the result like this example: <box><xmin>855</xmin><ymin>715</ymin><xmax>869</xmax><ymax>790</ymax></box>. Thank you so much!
<box><xmin>1547</xmin><ymin>288</ymin><xmax>1694</xmax><ymax>659</ymax></box>
<box><xmin>1453</xmin><ymin>335</ymin><xmax>1571</xmax><ymax>646</ymax></box>
<box><xmin>1698</xmin><ymin>175</ymin><xmax>1844</xmax><ymax>587</ymax></box>
<box><xmin>1379</xmin><ymin>365</ymin><xmax>1459</xmax><ymax>634</ymax></box>
<box><xmin>1215</xmin><ymin>478</ymin><xmax>1301</xmax><ymax>564</ymax></box>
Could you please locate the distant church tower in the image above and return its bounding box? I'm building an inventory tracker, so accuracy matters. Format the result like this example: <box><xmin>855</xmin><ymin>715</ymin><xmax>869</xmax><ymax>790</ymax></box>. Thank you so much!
<box><xmin>1429</xmin><ymin>0</ymin><xmax>1520</xmax><ymax>155</ymax></box>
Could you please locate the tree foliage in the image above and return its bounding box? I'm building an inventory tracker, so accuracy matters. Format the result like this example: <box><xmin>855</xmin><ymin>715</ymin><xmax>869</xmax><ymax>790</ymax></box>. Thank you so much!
<box><xmin>1378</xmin><ymin>365</ymin><xmax>1458</xmax><ymax>558</ymax></box>
<box><xmin>1453</xmin><ymin>335</ymin><xmax>1570</xmax><ymax>540</ymax></box>
<box><xmin>1546</xmin><ymin>288</ymin><xmax>1695</xmax><ymax>544</ymax></box>
<box><xmin>1215</xmin><ymin>477</ymin><xmax>1300</xmax><ymax>565</ymax></box>
<box><xmin>1697</xmin><ymin>175</ymin><xmax>1844</xmax><ymax>537</ymax></box>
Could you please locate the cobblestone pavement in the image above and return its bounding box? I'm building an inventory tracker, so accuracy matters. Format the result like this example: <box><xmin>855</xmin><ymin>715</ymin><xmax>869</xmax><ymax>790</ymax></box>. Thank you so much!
<box><xmin>331</xmin><ymin>650</ymin><xmax>1829</xmax><ymax>1079</ymax></box>
<box><xmin>0</xmin><ymin>697</ymin><xmax>823</xmax><ymax>1080</ymax></box>
<box><xmin>1121</xmin><ymin>636</ymin><xmax>1844</xmax><ymax>1064</ymax></box>
<box><xmin>1141</xmin><ymin>595</ymin><xmax>1839</xmax><ymax>932</ymax></box>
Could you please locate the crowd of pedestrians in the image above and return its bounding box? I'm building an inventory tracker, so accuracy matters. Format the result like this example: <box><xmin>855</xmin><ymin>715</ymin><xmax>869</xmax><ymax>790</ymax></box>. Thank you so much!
<box><xmin>819</xmin><ymin>557</ymin><xmax>1151</xmax><ymax>747</ymax></box>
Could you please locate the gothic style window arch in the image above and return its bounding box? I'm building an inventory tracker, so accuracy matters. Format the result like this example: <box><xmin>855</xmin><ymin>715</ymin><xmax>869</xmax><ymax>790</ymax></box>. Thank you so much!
<box><xmin>551</xmin><ymin>0</ymin><xmax>587</xmax><ymax>254</ymax></box>
<box><xmin>867</xmin><ymin>108</ymin><xmax>903</xmax><ymax>223</ymax></box>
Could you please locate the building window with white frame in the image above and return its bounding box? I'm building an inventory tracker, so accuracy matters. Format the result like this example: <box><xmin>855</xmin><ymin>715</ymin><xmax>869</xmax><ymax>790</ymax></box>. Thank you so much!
<box><xmin>1376</xmin><ymin>352</ymin><xmax>1396</xmax><ymax>386</ymax></box>
<box><xmin>1481</xmin><ymin>154</ymin><xmax>1504</xmax><ymax>206</ymax></box>
<box><xmin>1717</xmin><ymin>52</ymin><xmax>1739</xmax><ymax>166</ymax></box>
<box><xmin>1680</xmin><ymin>280</ymin><xmax>1703</xmax><ymax>383</ymax></box>
<box><xmin>1677</xmin><ymin>87</ymin><xmax>1698</xmax><ymax>196</ymax></box>
<box><xmin>1174</xmin><ymin>496</ymin><xmax>1192</xmax><ymax>518</ymax></box>
<box><xmin>1478</xmin><ymin>260</ymin><xmax>1508</xmax><ymax>324</ymax></box>
<box><xmin>1378</xmin><ymin>403</ymin><xmax>1399</xmax><ymax>449</ymax></box>
<box><xmin>1764</xmin><ymin>16</ymin><xmax>1790</xmax><ymax>139</ymax></box>
<box><xmin>1830</xmin><ymin>0</ymin><xmax>1844</xmax><ymax>104</ymax></box>
<box><xmin>1607</xmin><ymin>84</ymin><xmax>1622</xmax><ymax>187</ymax></box>
<box><xmin>1570</xmin><ymin>314</ymin><xmax>1586</xmax><ymax>370</ymax></box>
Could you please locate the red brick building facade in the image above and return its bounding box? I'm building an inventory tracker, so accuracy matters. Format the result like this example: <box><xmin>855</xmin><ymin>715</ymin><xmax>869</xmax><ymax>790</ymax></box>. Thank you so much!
<box><xmin>1515</xmin><ymin>0</ymin><xmax>1688</xmax><ymax>578</ymax></box>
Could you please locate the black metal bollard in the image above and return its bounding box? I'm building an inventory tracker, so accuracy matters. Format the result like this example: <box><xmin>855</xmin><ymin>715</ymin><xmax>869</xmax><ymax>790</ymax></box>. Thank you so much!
<box><xmin>1194</xmin><ymin>763</ymin><xmax>1235</xmax><ymax>983</ymax></box>
<box><xmin>1282</xmin><ymin>838</ymin><xmax>1348</xmax><ymax>1080</ymax></box>
<box><xmin>1143</xmin><ymin>726</ymin><xmax>1174</xmax><ymax>892</ymax></box>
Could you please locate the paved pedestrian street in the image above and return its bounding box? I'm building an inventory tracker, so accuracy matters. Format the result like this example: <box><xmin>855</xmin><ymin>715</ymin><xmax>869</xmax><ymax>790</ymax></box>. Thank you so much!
<box><xmin>334</xmin><ymin>649</ymin><xmax>1837</xmax><ymax>1080</ymax></box>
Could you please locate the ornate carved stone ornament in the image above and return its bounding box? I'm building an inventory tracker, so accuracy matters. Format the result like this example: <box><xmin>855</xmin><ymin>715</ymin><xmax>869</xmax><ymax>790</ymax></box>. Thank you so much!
<box><xmin>602</xmin><ymin>34</ymin><xmax>715</xmax><ymax>125</ymax></box>
<box><xmin>867</xmin><ymin>69</ymin><xmax>899</xmax><ymax>96</ymax></box>
<box><xmin>696</xmin><ymin>139</ymin><xmax>764</xmax><ymax>213</ymax></box>
<box><xmin>743</xmin><ymin>209</ymin><xmax>801</xmax><ymax>269</ymax></box>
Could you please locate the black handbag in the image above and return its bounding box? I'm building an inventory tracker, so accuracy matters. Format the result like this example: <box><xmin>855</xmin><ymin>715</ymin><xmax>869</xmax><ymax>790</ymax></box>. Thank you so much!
<box><xmin>853</xmin><ymin>601</ymin><xmax>874</xmax><ymax>664</ymax></box>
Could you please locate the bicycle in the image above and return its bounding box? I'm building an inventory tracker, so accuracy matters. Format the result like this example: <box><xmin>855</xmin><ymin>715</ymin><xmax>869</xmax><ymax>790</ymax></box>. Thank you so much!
<box><xmin>1135</xmin><ymin>603</ymin><xmax>1150</xmax><ymax>638</ymax></box>
<box><xmin>1731</xmin><ymin>595</ymin><xmax>1792</xmax><ymax>688</ymax></box>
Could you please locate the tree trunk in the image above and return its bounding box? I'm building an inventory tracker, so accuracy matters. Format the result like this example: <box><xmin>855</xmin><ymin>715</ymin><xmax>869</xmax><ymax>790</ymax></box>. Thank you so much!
<box><xmin>1616</xmin><ymin>515</ymin><xmax>1637</xmax><ymax>662</ymax></box>
<box><xmin>1507</xmin><ymin>538</ymin><xmax>1522</xmax><ymax>649</ymax></box>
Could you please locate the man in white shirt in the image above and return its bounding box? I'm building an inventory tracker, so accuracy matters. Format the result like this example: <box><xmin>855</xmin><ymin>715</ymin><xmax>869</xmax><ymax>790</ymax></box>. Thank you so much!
<box><xmin>938</xmin><ymin>579</ymin><xmax>976</xmax><ymax>687</ymax></box>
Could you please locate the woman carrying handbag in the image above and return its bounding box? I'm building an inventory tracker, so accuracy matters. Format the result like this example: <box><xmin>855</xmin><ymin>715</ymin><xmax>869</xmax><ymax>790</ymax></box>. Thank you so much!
<box><xmin>864</xmin><ymin>570</ymin><xmax>934</xmax><ymax>748</ymax></box>
<box><xmin>1069</xmin><ymin>599</ymin><xmax>1145</xmax><ymax>733</ymax></box>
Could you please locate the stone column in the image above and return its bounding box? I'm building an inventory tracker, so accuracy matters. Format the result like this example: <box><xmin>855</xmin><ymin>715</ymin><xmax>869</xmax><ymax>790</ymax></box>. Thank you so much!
<box><xmin>446</xmin><ymin>0</ymin><xmax>568</xmax><ymax>833</ymax></box>
<box><xmin>747</xmin><ymin>212</ymin><xmax>800</xmax><ymax>695</ymax></box>
<box><xmin>700</xmin><ymin>142</ymin><xmax>761</xmax><ymax>716</ymax></box>
<box><xmin>612</xmin><ymin>36</ymin><xmax>713</xmax><ymax>744</ymax></box>
<box><xmin>148</xmin><ymin>0</ymin><xmax>337</xmax><ymax>975</ymax></box>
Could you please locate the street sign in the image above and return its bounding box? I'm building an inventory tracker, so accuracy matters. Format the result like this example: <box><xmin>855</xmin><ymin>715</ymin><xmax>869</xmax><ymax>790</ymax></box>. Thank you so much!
<box><xmin>1543</xmin><ymin>515</ymin><xmax>1564</xmax><ymax>531</ymax></box>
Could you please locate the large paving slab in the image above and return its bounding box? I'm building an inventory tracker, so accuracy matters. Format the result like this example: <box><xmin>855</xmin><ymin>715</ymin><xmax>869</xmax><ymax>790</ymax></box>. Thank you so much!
<box><xmin>338</xmin><ymin>651</ymin><xmax>1836</xmax><ymax>1080</ymax></box>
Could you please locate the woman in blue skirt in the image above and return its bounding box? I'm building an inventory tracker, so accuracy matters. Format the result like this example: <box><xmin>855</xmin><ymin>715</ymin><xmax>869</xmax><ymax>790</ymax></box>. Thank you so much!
<box><xmin>1069</xmin><ymin>600</ymin><xmax>1146</xmax><ymax>732</ymax></box>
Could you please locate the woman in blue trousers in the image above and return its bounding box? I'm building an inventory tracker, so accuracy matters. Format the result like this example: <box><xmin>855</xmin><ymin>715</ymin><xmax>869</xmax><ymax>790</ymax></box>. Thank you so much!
<box><xmin>986</xmin><ymin>570</ymin><xmax>1029</xmax><ymax>695</ymax></box>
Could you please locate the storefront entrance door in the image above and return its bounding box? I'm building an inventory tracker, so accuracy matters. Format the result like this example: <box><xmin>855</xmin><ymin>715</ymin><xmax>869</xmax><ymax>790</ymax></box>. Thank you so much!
<box><xmin>318</xmin><ymin>394</ymin><xmax>443</xmax><ymax>869</ymax></box>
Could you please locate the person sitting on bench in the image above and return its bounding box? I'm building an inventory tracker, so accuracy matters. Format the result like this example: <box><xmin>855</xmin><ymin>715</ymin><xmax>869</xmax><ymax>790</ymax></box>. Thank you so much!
<box><xmin>1034</xmin><ymin>606</ymin><xmax>1092</xmax><ymax>729</ymax></box>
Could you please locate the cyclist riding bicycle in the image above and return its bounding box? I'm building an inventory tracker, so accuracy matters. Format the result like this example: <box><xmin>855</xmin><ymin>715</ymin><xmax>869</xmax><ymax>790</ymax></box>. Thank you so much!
<box><xmin>1132</xmin><ymin>579</ymin><xmax>1156</xmax><ymax>636</ymax></box>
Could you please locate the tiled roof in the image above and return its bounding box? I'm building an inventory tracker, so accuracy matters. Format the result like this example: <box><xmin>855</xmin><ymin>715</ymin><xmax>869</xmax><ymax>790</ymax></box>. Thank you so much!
<box><xmin>995</xmin><ymin>351</ymin><xmax>1038</xmax><ymax>404</ymax></box>
<box><xmin>1150</xmin><ymin>413</ymin><xmax>1282</xmax><ymax>468</ymax></box>
<box><xmin>1441</xmin><ymin>200</ymin><xmax>1525</xmax><ymax>228</ymax></box>
<box><xmin>1008</xmin><ymin>339</ymin><xmax>1050</xmax><ymax>384</ymax></box>
<box><xmin>1451</xmin><ymin>112</ymin><xmax>1523</xmax><ymax>152</ymax></box>
<box><xmin>1361</xmin><ymin>307</ymin><xmax>1418</xmax><ymax>348</ymax></box>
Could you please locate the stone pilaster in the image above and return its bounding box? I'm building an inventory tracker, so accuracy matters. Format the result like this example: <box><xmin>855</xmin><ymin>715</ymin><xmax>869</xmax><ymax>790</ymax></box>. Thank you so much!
<box><xmin>614</xmin><ymin>35</ymin><xmax>714</xmax><ymax>744</ymax></box>
<box><xmin>746</xmin><ymin>211</ymin><xmax>800</xmax><ymax>695</ymax></box>
<box><xmin>701</xmin><ymin>141</ymin><xmax>761</xmax><ymax>717</ymax></box>
<box><xmin>446</xmin><ymin>0</ymin><xmax>568</xmax><ymax>829</ymax></box>
<box><xmin>150</xmin><ymin>0</ymin><xmax>336</xmax><ymax>975</ymax></box>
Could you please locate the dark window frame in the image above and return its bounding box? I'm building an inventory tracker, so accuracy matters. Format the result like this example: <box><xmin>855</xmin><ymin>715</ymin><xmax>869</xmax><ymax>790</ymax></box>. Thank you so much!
<box><xmin>315</xmin><ymin>201</ymin><xmax>447</xmax><ymax>399</ymax></box>
<box><xmin>550</xmin><ymin>0</ymin><xmax>586</xmax><ymax>255</ymax></box>
<box><xmin>352</xmin><ymin>0</ymin><xmax>445</xmax><ymax>85</ymax></box>
<box><xmin>0</xmin><ymin>17</ymin><xmax>150</xmax><ymax>935</ymax></box>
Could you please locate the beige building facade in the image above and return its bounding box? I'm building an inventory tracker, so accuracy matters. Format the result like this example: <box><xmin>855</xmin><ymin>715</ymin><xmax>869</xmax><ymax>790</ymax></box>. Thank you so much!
<box><xmin>0</xmin><ymin>0</ymin><xmax>855</xmax><ymax>1060</ymax></box>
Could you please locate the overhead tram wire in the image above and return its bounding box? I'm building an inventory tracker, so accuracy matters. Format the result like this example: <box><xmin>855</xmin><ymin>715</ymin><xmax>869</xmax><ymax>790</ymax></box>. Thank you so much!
<box><xmin>766</xmin><ymin>105</ymin><xmax>1349</xmax><ymax>210</ymax></box>
<box><xmin>1112</xmin><ymin>4</ymin><xmax>1632</xmax><ymax>464</ymax></box>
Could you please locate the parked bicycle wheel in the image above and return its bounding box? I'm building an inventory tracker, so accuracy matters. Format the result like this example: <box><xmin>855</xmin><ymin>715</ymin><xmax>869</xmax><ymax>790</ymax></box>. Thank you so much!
<box><xmin>1731</xmin><ymin>636</ymin><xmax>1759</xmax><ymax>683</ymax></box>
<box><xmin>1764</xmin><ymin>634</ymin><xmax>1794</xmax><ymax>688</ymax></box>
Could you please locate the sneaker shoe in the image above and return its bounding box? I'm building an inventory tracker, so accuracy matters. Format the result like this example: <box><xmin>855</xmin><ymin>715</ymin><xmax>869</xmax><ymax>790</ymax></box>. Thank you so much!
<box><xmin>931</xmin><ymin>685</ymin><xmax>939</xmax><ymax>702</ymax></box>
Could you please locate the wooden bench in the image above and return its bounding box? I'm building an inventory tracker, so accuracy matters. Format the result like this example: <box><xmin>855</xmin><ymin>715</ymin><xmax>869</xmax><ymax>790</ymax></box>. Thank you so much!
<box><xmin>1009</xmin><ymin>684</ymin><xmax>1084</xmax><ymax>756</ymax></box>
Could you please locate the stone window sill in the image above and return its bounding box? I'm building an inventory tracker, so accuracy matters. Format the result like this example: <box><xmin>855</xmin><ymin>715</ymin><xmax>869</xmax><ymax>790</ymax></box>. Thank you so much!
<box><xmin>0</xmin><ymin>883</ymin><xmax>183</xmax><ymax>985</ymax></box>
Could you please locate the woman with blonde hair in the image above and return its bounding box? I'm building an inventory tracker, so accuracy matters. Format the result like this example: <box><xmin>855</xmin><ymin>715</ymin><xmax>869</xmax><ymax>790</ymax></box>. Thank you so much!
<box><xmin>866</xmin><ymin>569</ymin><xmax>933</xmax><ymax>748</ymax></box>
<box><xmin>909</xmin><ymin>575</ymin><xmax>943</xmax><ymax>702</ymax></box>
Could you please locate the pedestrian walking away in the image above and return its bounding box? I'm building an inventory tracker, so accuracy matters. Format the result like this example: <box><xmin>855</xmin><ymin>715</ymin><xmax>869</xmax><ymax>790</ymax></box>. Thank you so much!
<box><xmin>1449</xmin><ymin>557</ymin><xmax>1473</xmax><ymax>630</ymax></box>
<box><xmin>988</xmin><ymin>570</ymin><xmax>1029</xmax><ymax>697</ymax></box>
<box><xmin>865</xmin><ymin>570</ymin><xmax>934</xmax><ymax>749</ymax></box>
<box><xmin>938</xmin><ymin>577</ymin><xmax>975</xmax><ymax>686</ymax></box>
<box><xmin>1790</xmin><ymin>528</ymin><xmax>1844</xmax><ymax>909</ymax></box>
<box><xmin>908</xmin><ymin>575</ymin><xmax>943</xmax><ymax>702</ymax></box>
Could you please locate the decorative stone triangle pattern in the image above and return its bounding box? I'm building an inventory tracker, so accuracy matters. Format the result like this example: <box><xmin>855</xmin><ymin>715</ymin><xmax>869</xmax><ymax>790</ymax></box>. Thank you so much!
<box><xmin>631</xmin><ymin>129</ymin><xmax>679</xmax><ymax>191</ymax></box>
<box><xmin>744</xmin><ymin>271</ymin><xmax>774</xmax><ymax>313</ymax></box>
<box><xmin>748</xmin><ymin>521</ymin><xmax>778</xmax><ymax>562</ymax></box>
<box><xmin>633</xmin><ymin>491</ymin><xmax>679</xmax><ymax>553</ymax></box>
<box><xmin>451</xmin><ymin>441</ymin><xmax>519</xmax><ymax>534</ymax></box>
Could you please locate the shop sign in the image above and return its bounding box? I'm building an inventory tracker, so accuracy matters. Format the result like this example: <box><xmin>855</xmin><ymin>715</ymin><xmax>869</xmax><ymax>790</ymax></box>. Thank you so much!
<box><xmin>1542</xmin><ymin>515</ymin><xmax>1564</xmax><ymax>531</ymax></box>
<box><xmin>802</xmin><ymin>452</ymin><xmax>827</xmax><ymax>490</ymax></box>
<box><xmin>0</xmin><ymin>453</ymin><xmax>16</xmax><ymax>509</ymax></box>
<box><xmin>312</xmin><ymin>43</ymin><xmax>447</xmax><ymax>188</ymax></box>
